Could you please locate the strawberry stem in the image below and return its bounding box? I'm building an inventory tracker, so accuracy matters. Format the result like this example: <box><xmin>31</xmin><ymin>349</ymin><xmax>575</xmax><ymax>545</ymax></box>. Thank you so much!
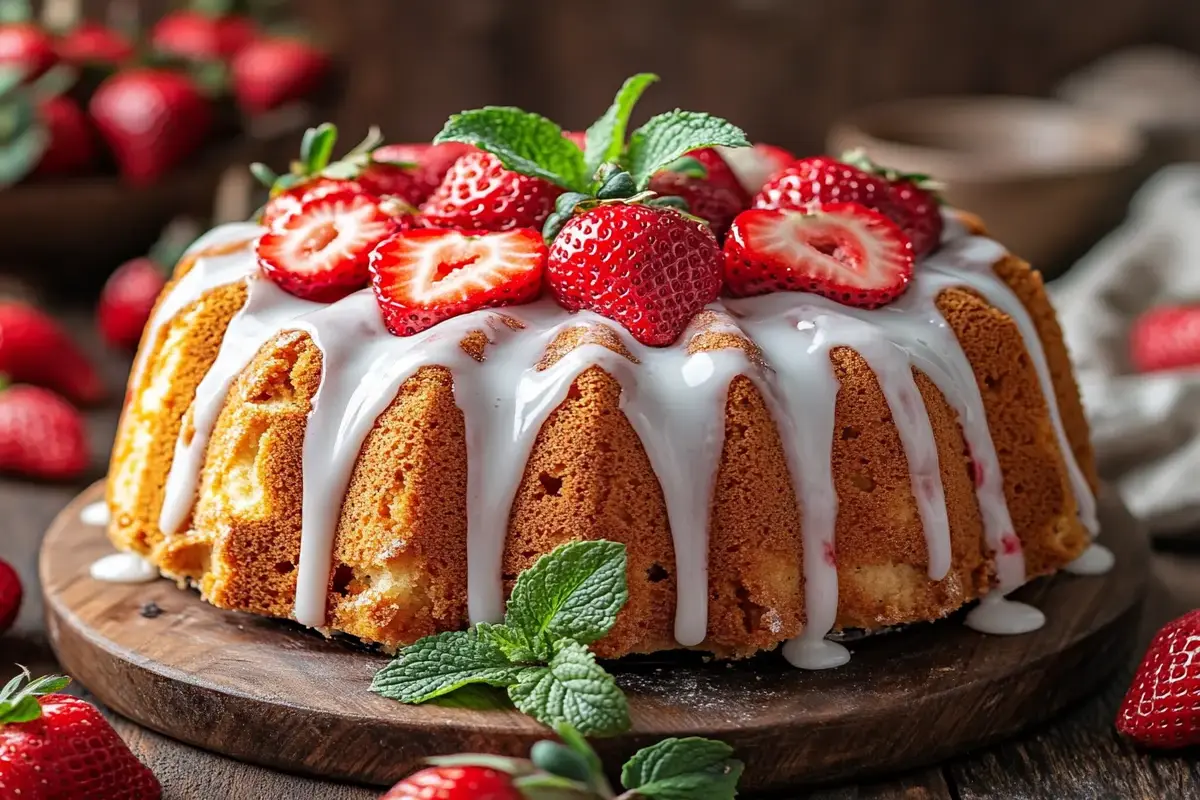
<box><xmin>0</xmin><ymin>667</ymin><xmax>70</xmax><ymax>726</ymax></box>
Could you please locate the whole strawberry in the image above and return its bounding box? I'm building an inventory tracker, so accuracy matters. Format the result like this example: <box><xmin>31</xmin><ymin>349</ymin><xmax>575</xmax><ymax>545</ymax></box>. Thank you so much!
<box><xmin>753</xmin><ymin>155</ymin><xmax>899</xmax><ymax>221</ymax></box>
<box><xmin>841</xmin><ymin>149</ymin><xmax>944</xmax><ymax>256</ymax></box>
<box><xmin>90</xmin><ymin>68</ymin><xmax>212</xmax><ymax>186</ymax></box>
<box><xmin>0</xmin><ymin>671</ymin><xmax>162</xmax><ymax>798</ymax></box>
<box><xmin>384</xmin><ymin>765</ymin><xmax>520</xmax><ymax>799</ymax></box>
<box><xmin>648</xmin><ymin>147</ymin><xmax>749</xmax><ymax>238</ymax></box>
<box><xmin>33</xmin><ymin>95</ymin><xmax>94</xmax><ymax>177</ymax></box>
<box><xmin>1129</xmin><ymin>305</ymin><xmax>1200</xmax><ymax>374</ymax></box>
<box><xmin>548</xmin><ymin>198</ymin><xmax>723</xmax><ymax>346</ymax></box>
<box><xmin>56</xmin><ymin>21</ymin><xmax>134</xmax><ymax>66</ymax></box>
<box><xmin>1117</xmin><ymin>609</ymin><xmax>1200</xmax><ymax>749</ymax></box>
<box><xmin>151</xmin><ymin>7</ymin><xmax>255</xmax><ymax>61</ymax></box>
<box><xmin>0</xmin><ymin>302</ymin><xmax>104</xmax><ymax>405</ymax></box>
<box><xmin>421</xmin><ymin>150</ymin><xmax>563</xmax><ymax>232</ymax></box>
<box><xmin>0</xmin><ymin>557</ymin><xmax>20</xmax><ymax>634</ymax></box>
<box><xmin>231</xmin><ymin>37</ymin><xmax>329</xmax><ymax>115</ymax></box>
<box><xmin>0</xmin><ymin>385</ymin><xmax>89</xmax><ymax>480</ymax></box>
<box><xmin>374</xmin><ymin>141</ymin><xmax>475</xmax><ymax>204</ymax></box>
<box><xmin>0</xmin><ymin>14</ymin><xmax>56</xmax><ymax>82</ymax></box>
<box><xmin>99</xmin><ymin>258</ymin><xmax>167</xmax><ymax>350</ymax></box>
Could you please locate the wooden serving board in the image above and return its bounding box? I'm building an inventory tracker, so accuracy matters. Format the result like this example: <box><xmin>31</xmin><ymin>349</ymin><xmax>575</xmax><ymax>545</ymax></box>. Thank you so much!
<box><xmin>42</xmin><ymin>482</ymin><xmax>1149</xmax><ymax>794</ymax></box>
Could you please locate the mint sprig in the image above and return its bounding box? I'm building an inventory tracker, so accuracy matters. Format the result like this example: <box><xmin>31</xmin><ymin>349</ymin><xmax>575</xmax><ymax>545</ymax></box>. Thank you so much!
<box><xmin>434</xmin><ymin>106</ymin><xmax>590</xmax><ymax>192</ymax></box>
<box><xmin>510</xmin><ymin>641</ymin><xmax>629</xmax><ymax>738</ymax></box>
<box><xmin>584</xmin><ymin>72</ymin><xmax>659</xmax><ymax>181</ymax></box>
<box><xmin>373</xmin><ymin>540</ymin><xmax>631</xmax><ymax>737</ymax></box>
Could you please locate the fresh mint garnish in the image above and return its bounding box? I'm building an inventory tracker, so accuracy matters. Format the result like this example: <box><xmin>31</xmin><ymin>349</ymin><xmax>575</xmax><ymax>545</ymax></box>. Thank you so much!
<box><xmin>625</xmin><ymin>111</ymin><xmax>750</xmax><ymax>190</ymax></box>
<box><xmin>584</xmin><ymin>72</ymin><xmax>659</xmax><ymax>181</ymax></box>
<box><xmin>621</xmin><ymin>737</ymin><xmax>744</xmax><ymax>800</ymax></box>
<box><xmin>433</xmin><ymin>106</ymin><xmax>590</xmax><ymax>192</ymax></box>
<box><xmin>509</xmin><ymin>641</ymin><xmax>630</xmax><ymax>737</ymax></box>
<box><xmin>505</xmin><ymin>539</ymin><xmax>628</xmax><ymax>659</ymax></box>
<box><xmin>370</xmin><ymin>628</ymin><xmax>521</xmax><ymax>704</ymax></box>
<box><xmin>373</xmin><ymin>540</ymin><xmax>632</xmax><ymax>737</ymax></box>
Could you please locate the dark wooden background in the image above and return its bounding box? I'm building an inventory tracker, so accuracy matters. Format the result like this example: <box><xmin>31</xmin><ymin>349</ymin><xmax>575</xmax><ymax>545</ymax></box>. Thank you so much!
<box><xmin>70</xmin><ymin>0</ymin><xmax>1200</xmax><ymax>152</ymax></box>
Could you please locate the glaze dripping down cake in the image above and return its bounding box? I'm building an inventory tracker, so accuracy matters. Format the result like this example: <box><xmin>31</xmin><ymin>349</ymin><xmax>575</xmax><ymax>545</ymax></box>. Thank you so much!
<box><xmin>104</xmin><ymin>76</ymin><xmax>1103</xmax><ymax>670</ymax></box>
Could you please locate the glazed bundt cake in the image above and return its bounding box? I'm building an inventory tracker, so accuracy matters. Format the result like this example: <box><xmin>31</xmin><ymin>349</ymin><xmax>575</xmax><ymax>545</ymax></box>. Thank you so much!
<box><xmin>104</xmin><ymin>78</ymin><xmax>1102</xmax><ymax>670</ymax></box>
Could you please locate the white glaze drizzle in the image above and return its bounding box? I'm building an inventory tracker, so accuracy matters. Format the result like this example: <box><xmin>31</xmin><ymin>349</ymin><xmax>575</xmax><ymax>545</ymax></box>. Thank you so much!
<box><xmin>90</xmin><ymin>552</ymin><xmax>158</xmax><ymax>584</ymax></box>
<box><xmin>1064</xmin><ymin>543</ymin><xmax>1115</xmax><ymax>576</ymax></box>
<box><xmin>147</xmin><ymin>219</ymin><xmax>1100</xmax><ymax>662</ymax></box>
<box><xmin>80</xmin><ymin>501</ymin><xmax>110</xmax><ymax>526</ymax></box>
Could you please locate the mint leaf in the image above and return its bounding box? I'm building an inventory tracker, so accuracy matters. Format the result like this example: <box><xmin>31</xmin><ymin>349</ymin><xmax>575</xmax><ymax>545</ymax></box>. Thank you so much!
<box><xmin>508</xmin><ymin>640</ymin><xmax>629</xmax><ymax>737</ymax></box>
<box><xmin>505</xmin><ymin>540</ymin><xmax>628</xmax><ymax>659</ymax></box>
<box><xmin>583</xmin><ymin>72</ymin><xmax>658</xmax><ymax>182</ymax></box>
<box><xmin>434</xmin><ymin>107</ymin><xmax>588</xmax><ymax>191</ymax></box>
<box><xmin>427</xmin><ymin>684</ymin><xmax>513</xmax><ymax>710</ymax></box>
<box><xmin>371</xmin><ymin>629</ymin><xmax>521</xmax><ymax>704</ymax></box>
<box><xmin>625</xmin><ymin>112</ymin><xmax>750</xmax><ymax>190</ymax></box>
<box><xmin>621</xmin><ymin>737</ymin><xmax>744</xmax><ymax>800</ymax></box>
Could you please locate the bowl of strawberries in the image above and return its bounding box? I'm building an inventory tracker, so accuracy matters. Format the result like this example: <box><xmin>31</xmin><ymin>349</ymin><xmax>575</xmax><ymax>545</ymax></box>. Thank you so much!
<box><xmin>0</xmin><ymin>0</ymin><xmax>335</xmax><ymax>297</ymax></box>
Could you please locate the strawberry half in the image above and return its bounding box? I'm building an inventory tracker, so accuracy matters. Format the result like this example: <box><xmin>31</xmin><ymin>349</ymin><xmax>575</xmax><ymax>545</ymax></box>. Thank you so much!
<box><xmin>1117</xmin><ymin>608</ymin><xmax>1200</xmax><ymax>749</ymax></box>
<box><xmin>257</xmin><ymin>191</ymin><xmax>396</xmax><ymax>302</ymax></box>
<box><xmin>369</xmin><ymin>228</ymin><xmax>546</xmax><ymax>336</ymax></box>
<box><xmin>723</xmin><ymin>205</ymin><xmax>914</xmax><ymax>308</ymax></box>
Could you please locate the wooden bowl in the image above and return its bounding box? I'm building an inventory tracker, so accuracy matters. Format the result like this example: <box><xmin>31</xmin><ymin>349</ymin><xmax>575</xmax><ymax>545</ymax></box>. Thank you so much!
<box><xmin>0</xmin><ymin>136</ymin><xmax>271</xmax><ymax>299</ymax></box>
<box><xmin>828</xmin><ymin>96</ymin><xmax>1146</xmax><ymax>273</ymax></box>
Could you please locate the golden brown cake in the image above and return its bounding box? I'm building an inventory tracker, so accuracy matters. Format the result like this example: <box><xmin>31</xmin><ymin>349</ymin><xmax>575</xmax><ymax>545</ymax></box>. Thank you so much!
<box><xmin>104</xmin><ymin>209</ymin><xmax>1101</xmax><ymax>669</ymax></box>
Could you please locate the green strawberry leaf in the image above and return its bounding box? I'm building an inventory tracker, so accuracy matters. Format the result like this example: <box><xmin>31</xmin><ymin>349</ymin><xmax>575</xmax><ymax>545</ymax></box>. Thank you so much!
<box><xmin>0</xmin><ymin>65</ymin><xmax>25</xmax><ymax>98</ymax></box>
<box><xmin>583</xmin><ymin>72</ymin><xmax>658</xmax><ymax>182</ymax></box>
<box><xmin>0</xmin><ymin>123</ymin><xmax>46</xmax><ymax>188</ymax></box>
<box><xmin>301</xmin><ymin>122</ymin><xmax>338</xmax><ymax>174</ymax></box>
<box><xmin>434</xmin><ymin>106</ymin><xmax>588</xmax><ymax>191</ymax></box>
<box><xmin>513</xmin><ymin>772</ymin><xmax>598</xmax><ymax>800</ymax></box>
<box><xmin>371</xmin><ymin>629</ymin><xmax>522</xmax><ymax>704</ymax></box>
<box><xmin>504</xmin><ymin>540</ymin><xmax>628</xmax><ymax>659</ymax></box>
<box><xmin>620</xmin><ymin>737</ymin><xmax>744</xmax><ymax>800</ymax></box>
<box><xmin>625</xmin><ymin>111</ymin><xmax>750</xmax><ymax>190</ymax></box>
<box><xmin>507</xmin><ymin>640</ymin><xmax>629</xmax><ymax>737</ymax></box>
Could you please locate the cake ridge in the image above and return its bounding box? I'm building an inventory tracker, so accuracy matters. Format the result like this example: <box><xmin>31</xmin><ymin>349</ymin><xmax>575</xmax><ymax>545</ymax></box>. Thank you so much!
<box><xmin>129</xmin><ymin>213</ymin><xmax>1099</xmax><ymax>668</ymax></box>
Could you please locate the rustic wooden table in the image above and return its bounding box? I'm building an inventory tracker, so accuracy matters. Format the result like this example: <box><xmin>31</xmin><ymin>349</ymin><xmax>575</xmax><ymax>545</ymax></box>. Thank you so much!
<box><xmin>2</xmin><ymin>311</ymin><xmax>1198</xmax><ymax>799</ymax></box>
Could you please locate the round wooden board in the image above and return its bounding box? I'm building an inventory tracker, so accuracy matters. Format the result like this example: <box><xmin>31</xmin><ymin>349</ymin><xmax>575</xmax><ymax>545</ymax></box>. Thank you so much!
<box><xmin>43</xmin><ymin>482</ymin><xmax>1149</xmax><ymax>794</ymax></box>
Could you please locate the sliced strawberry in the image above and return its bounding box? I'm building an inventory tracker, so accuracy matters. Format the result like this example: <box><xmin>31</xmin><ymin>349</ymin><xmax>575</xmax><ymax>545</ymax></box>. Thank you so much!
<box><xmin>723</xmin><ymin>205</ymin><xmax>914</xmax><ymax>308</ymax></box>
<box><xmin>718</xmin><ymin>142</ymin><xmax>796</xmax><ymax>195</ymax></box>
<box><xmin>369</xmin><ymin>228</ymin><xmax>546</xmax><ymax>336</ymax></box>
<box><xmin>256</xmin><ymin>191</ymin><xmax>396</xmax><ymax>302</ymax></box>
<box><xmin>260</xmin><ymin>177</ymin><xmax>364</xmax><ymax>229</ymax></box>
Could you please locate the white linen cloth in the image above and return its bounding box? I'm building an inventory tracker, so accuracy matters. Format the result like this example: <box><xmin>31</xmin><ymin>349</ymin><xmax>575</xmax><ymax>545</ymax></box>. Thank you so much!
<box><xmin>1050</xmin><ymin>165</ymin><xmax>1200</xmax><ymax>537</ymax></box>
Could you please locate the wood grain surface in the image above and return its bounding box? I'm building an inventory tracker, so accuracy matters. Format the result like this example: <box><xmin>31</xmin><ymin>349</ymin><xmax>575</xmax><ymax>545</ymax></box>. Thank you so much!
<box><xmin>43</xmin><ymin>481</ymin><xmax>1148</xmax><ymax>794</ymax></box>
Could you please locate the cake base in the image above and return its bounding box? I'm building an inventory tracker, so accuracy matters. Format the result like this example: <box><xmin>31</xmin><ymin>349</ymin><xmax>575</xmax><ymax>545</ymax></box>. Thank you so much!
<box><xmin>41</xmin><ymin>481</ymin><xmax>1149</xmax><ymax>793</ymax></box>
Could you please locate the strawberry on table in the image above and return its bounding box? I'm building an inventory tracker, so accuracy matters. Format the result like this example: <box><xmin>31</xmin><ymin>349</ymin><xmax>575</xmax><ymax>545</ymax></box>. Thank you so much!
<box><xmin>0</xmin><ymin>302</ymin><xmax>104</xmax><ymax>404</ymax></box>
<box><xmin>32</xmin><ymin>95</ymin><xmax>93</xmax><ymax>177</ymax></box>
<box><xmin>151</xmin><ymin>2</ymin><xmax>256</xmax><ymax>61</ymax></box>
<box><xmin>257</xmin><ymin>190</ymin><xmax>396</xmax><ymax>302</ymax></box>
<box><xmin>56</xmin><ymin>21</ymin><xmax>134</xmax><ymax>66</ymax></box>
<box><xmin>0</xmin><ymin>670</ymin><xmax>162</xmax><ymax>798</ymax></box>
<box><xmin>548</xmin><ymin>200</ymin><xmax>724</xmax><ymax>347</ymax></box>
<box><xmin>648</xmin><ymin>146</ymin><xmax>750</xmax><ymax>238</ymax></box>
<box><xmin>231</xmin><ymin>36</ymin><xmax>329</xmax><ymax>115</ymax></box>
<box><xmin>723</xmin><ymin>204</ymin><xmax>915</xmax><ymax>308</ymax></box>
<box><xmin>1129</xmin><ymin>305</ymin><xmax>1200</xmax><ymax>374</ymax></box>
<box><xmin>99</xmin><ymin>222</ymin><xmax>196</xmax><ymax>350</ymax></box>
<box><xmin>0</xmin><ymin>557</ymin><xmax>20</xmax><ymax>634</ymax></box>
<box><xmin>89</xmin><ymin>68</ymin><xmax>212</xmax><ymax>186</ymax></box>
<box><xmin>383</xmin><ymin>765</ymin><xmax>520</xmax><ymax>800</ymax></box>
<box><xmin>1117</xmin><ymin>608</ymin><xmax>1200</xmax><ymax>749</ymax></box>
<box><xmin>0</xmin><ymin>0</ymin><xmax>56</xmax><ymax>82</ymax></box>
<box><xmin>421</xmin><ymin>150</ymin><xmax>564</xmax><ymax>233</ymax></box>
<box><xmin>370</xmin><ymin>227</ymin><xmax>546</xmax><ymax>336</ymax></box>
<box><xmin>0</xmin><ymin>384</ymin><xmax>88</xmax><ymax>480</ymax></box>
<box><xmin>717</xmin><ymin>142</ymin><xmax>796</xmax><ymax>195</ymax></box>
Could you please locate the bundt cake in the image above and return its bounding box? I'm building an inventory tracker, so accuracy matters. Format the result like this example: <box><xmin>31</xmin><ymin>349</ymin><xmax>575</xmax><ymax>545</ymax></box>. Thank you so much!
<box><xmin>103</xmin><ymin>77</ymin><xmax>1103</xmax><ymax>670</ymax></box>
